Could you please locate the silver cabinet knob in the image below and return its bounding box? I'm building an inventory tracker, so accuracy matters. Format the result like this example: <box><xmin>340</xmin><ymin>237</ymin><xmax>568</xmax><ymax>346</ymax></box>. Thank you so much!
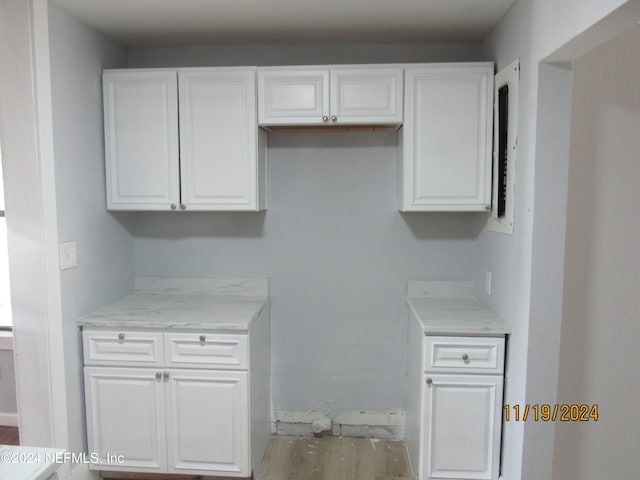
<box><xmin>462</xmin><ymin>353</ymin><xmax>469</xmax><ymax>362</ymax></box>
<box><xmin>118</xmin><ymin>333</ymin><xmax>125</xmax><ymax>340</ymax></box>
<box><xmin>426</xmin><ymin>378</ymin><xmax>432</xmax><ymax>385</ymax></box>
<box><xmin>155</xmin><ymin>372</ymin><xmax>162</xmax><ymax>380</ymax></box>
<box><xmin>179</xmin><ymin>204</ymin><xmax>186</xmax><ymax>210</ymax></box>
<box><xmin>322</xmin><ymin>116</ymin><xmax>329</xmax><ymax>122</ymax></box>
<box><xmin>163</xmin><ymin>372</ymin><xmax>169</xmax><ymax>380</ymax></box>
<box><xmin>170</xmin><ymin>204</ymin><xmax>177</xmax><ymax>210</ymax></box>
<box><xmin>331</xmin><ymin>115</ymin><xmax>337</xmax><ymax>122</ymax></box>
<box><xmin>199</xmin><ymin>335</ymin><xmax>206</xmax><ymax>342</ymax></box>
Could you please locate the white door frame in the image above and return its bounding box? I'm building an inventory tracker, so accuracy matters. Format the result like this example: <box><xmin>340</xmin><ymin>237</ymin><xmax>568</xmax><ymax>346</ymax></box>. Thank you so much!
<box><xmin>0</xmin><ymin>0</ymin><xmax>69</xmax><ymax>465</ymax></box>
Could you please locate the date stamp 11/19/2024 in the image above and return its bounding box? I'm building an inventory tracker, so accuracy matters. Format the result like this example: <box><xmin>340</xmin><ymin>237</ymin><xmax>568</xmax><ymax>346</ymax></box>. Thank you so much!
<box><xmin>503</xmin><ymin>404</ymin><xmax>599</xmax><ymax>422</ymax></box>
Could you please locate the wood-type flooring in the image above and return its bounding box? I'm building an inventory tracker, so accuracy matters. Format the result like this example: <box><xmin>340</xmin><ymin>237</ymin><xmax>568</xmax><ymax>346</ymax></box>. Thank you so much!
<box><xmin>1</xmin><ymin>430</ymin><xmax>412</xmax><ymax>480</ymax></box>
<box><xmin>0</xmin><ymin>426</ymin><xmax>19</xmax><ymax>446</ymax></box>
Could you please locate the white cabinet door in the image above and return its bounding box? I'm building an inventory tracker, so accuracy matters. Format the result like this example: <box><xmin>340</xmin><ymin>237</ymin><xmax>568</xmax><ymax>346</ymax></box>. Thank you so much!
<box><xmin>422</xmin><ymin>374</ymin><xmax>503</xmax><ymax>480</ymax></box>
<box><xmin>165</xmin><ymin>369</ymin><xmax>250</xmax><ymax>476</ymax></box>
<box><xmin>84</xmin><ymin>367</ymin><xmax>167</xmax><ymax>472</ymax></box>
<box><xmin>103</xmin><ymin>70</ymin><xmax>179</xmax><ymax>210</ymax></box>
<box><xmin>179</xmin><ymin>69</ymin><xmax>265</xmax><ymax>211</ymax></box>
<box><xmin>258</xmin><ymin>66</ymin><xmax>403</xmax><ymax>126</ymax></box>
<box><xmin>400</xmin><ymin>64</ymin><xmax>493</xmax><ymax>211</ymax></box>
<box><xmin>258</xmin><ymin>68</ymin><xmax>329</xmax><ymax>125</ymax></box>
<box><xmin>330</xmin><ymin>67</ymin><xmax>403</xmax><ymax>124</ymax></box>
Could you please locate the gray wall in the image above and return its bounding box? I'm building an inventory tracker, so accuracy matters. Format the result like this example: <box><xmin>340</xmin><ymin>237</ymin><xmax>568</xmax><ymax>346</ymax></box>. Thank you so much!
<box><xmin>131</xmin><ymin>130</ymin><xmax>481</xmax><ymax>416</ymax></box>
<box><xmin>520</xmin><ymin>62</ymin><xmax>573</xmax><ymax>480</ymax></box>
<box><xmin>479</xmin><ymin>0</ymin><xmax>634</xmax><ymax>478</ymax></box>
<box><xmin>127</xmin><ymin>43</ymin><xmax>487</xmax><ymax>67</ymax></box>
<box><xmin>476</xmin><ymin>0</ymin><xmax>637</xmax><ymax>480</ymax></box>
<box><xmin>553</xmin><ymin>25</ymin><xmax>640</xmax><ymax>480</ymax></box>
<box><xmin>43</xmin><ymin>1</ymin><xmax>639</xmax><ymax>467</ymax></box>
<box><xmin>48</xmin><ymin>2</ymin><xmax>132</xmax><ymax>455</ymax></box>
<box><xmin>128</xmin><ymin>43</ymin><xmax>487</xmax><ymax>417</ymax></box>
<box><xmin>0</xmin><ymin>349</ymin><xmax>17</xmax><ymax>419</ymax></box>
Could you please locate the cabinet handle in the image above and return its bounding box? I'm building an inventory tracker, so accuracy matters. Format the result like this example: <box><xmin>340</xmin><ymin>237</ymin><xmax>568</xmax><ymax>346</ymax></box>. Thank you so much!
<box><xmin>170</xmin><ymin>204</ymin><xmax>177</xmax><ymax>210</ymax></box>
<box><xmin>118</xmin><ymin>333</ymin><xmax>125</xmax><ymax>340</ymax></box>
<box><xmin>426</xmin><ymin>378</ymin><xmax>432</xmax><ymax>385</ymax></box>
<box><xmin>163</xmin><ymin>372</ymin><xmax>169</xmax><ymax>380</ymax></box>
<box><xmin>199</xmin><ymin>335</ymin><xmax>206</xmax><ymax>342</ymax></box>
<box><xmin>179</xmin><ymin>204</ymin><xmax>186</xmax><ymax>210</ymax></box>
<box><xmin>331</xmin><ymin>115</ymin><xmax>337</xmax><ymax>122</ymax></box>
<box><xmin>155</xmin><ymin>372</ymin><xmax>162</xmax><ymax>380</ymax></box>
<box><xmin>322</xmin><ymin>116</ymin><xmax>329</xmax><ymax>122</ymax></box>
<box><xmin>462</xmin><ymin>353</ymin><xmax>469</xmax><ymax>362</ymax></box>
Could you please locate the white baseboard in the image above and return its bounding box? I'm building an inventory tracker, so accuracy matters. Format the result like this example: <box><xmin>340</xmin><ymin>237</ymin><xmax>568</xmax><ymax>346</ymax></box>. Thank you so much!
<box><xmin>0</xmin><ymin>331</ymin><xmax>13</xmax><ymax>350</ymax></box>
<box><xmin>0</xmin><ymin>412</ymin><xmax>18</xmax><ymax>426</ymax></box>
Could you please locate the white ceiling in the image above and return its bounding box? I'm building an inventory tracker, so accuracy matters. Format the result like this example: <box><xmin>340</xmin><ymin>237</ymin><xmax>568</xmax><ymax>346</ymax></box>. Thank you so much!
<box><xmin>53</xmin><ymin>0</ymin><xmax>517</xmax><ymax>48</ymax></box>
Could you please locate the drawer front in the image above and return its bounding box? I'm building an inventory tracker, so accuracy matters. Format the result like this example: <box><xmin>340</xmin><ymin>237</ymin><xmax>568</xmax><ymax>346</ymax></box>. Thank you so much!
<box><xmin>83</xmin><ymin>329</ymin><xmax>164</xmax><ymax>366</ymax></box>
<box><xmin>425</xmin><ymin>336</ymin><xmax>504</xmax><ymax>374</ymax></box>
<box><xmin>165</xmin><ymin>332</ymin><xmax>248</xmax><ymax>370</ymax></box>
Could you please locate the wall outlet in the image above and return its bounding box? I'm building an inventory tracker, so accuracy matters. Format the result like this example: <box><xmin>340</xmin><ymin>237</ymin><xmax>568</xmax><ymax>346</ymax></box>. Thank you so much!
<box><xmin>485</xmin><ymin>271</ymin><xmax>492</xmax><ymax>295</ymax></box>
<box><xmin>59</xmin><ymin>241</ymin><xmax>78</xmax><ymax>270</ymax></box>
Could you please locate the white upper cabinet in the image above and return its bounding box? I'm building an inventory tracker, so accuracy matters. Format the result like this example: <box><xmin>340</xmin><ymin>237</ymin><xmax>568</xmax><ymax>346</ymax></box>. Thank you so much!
<box><xmin>329</xmin><ymin>67</ymin><xmax>403</xmax><ymax>124</ymax></box>
<box><xmin>103</xmin><ymin>70</ymin><xmax>179</xmax><ymax>210</ymax></box>
<box><xmin>179</xmin><ymin>69</ymin><xmax>266</xmax><ymax>211</ymax></box>
<box><xmin>103</xmin><ymin>68</ymin><xmax>266</xmax><ymax>211</ymax></box>
<box><xmin>104</xmin><ymin>63</ymin><xmax>492</xmax><ymax>213</ymax></box>
<box><xmin>258</xmin><ymin>66</ymin><xmax>403</xmax><ymax>126</ymax></box>
<box><xmin>258</xmin><ymin>68</ymin><xmax>329</xmax><ymax>125</ymax></box>
<box><xmin>399</xmin><ymin>63</ymin><xmax>494</xmax><ymax>212</ymax></box>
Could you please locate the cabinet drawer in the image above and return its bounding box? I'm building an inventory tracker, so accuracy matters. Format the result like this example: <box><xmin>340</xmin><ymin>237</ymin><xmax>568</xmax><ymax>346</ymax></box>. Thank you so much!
<box><xmin>83</xmin><ymin>329</ymin><xmax>164</xmax><ymax>366</ymax></box>
<box><xmin>165</xmin><ymin>333</ymin><xmax>248</xmax><ymax>369</ymax></box>
<box><xmin>425</xmin><ymin>336</ymin><xmax>504</xmax><ymax>374</ymax></box>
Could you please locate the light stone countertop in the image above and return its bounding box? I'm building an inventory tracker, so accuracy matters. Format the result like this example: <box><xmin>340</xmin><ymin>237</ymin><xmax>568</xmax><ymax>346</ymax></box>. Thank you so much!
<box><xmin>407</xmin><ymin>281</ymin><xmax>511</xmax><ymax>335</ymax></box>
<box><xmin>77</xmin><ymin>278</ymin><xmax>268</xmax><ymax>332</ymax></box>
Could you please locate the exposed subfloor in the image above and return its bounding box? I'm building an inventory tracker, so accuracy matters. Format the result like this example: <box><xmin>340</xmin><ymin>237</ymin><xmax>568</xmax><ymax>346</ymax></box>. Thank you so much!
<box><xmin>261</xmin><ymin>435</ymin><xmax>413</xmax><ymax>480</ymax></box>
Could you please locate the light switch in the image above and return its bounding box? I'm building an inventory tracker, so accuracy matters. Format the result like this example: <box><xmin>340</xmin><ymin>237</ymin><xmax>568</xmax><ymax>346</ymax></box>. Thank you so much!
<box><xmin>59</xmin><ymin>241</ymin><xmax>78</xmax><ymax>270</ymax></box>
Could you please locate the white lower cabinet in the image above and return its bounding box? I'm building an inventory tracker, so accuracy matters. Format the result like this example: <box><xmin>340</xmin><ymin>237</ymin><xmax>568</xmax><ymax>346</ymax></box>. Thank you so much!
<box><xmin>423</xmin><ymin>374</ymin><xmax>503</xmax><ymax>480</ymax></box>
<box><xmin>407</xmin><ymin>332</ymin><xmax>505</xmax><ymax>480</ymax></box>
<box><xmin>166</xmin><ymin>369</ymin><xmax>248</xmax><ymax>475</ymax></box>
<box><xmin>84</xmin><ymin>367</ymin><xmax>167</xmax><ymax>472</ymax></box>
<box><xmin>83</xmin><ymin>326</ymin><xmax>268</xmax><ymax>478</ymax></box>
<box><xmin>84</xmin><ymin>366</ymin><xmax>250</xmax><ymax>476</ymax></box>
